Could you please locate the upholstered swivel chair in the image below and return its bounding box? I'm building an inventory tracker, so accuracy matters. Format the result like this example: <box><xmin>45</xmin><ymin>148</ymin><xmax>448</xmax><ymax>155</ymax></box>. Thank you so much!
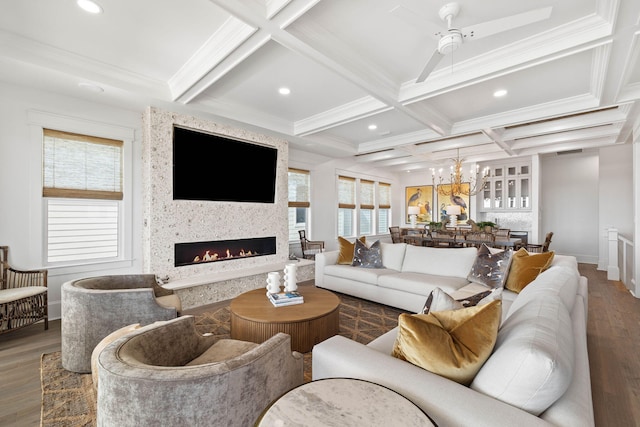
<box><xmin>61</xmin><ymin>274</ymin><xmax>181</xmax><ymax>373</ymax></box>
<box><xmin>96</xmin><ymin>316</ymin><xmax>304</xmax><ymax>427</ymax></box>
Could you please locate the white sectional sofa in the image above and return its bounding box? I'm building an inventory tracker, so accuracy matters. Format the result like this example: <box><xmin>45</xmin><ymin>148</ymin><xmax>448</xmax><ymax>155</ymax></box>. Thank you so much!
<box><xmin>313</xmin><ymin>242</ymin><xmax>594</xmax><ymax>427</ymax></box>
<box><xmin>316</xmin><ymin>243</ymin><xmax>480</xmax><ymax>313</ymax></box>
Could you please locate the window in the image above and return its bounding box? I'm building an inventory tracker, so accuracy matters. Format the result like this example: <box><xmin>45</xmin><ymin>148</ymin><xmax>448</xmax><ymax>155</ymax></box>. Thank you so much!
<box><xmin>288</xmin><ymin>168</ymin><xmax>310</xmax><ymax>241</ymax></box>
<box><xmin>338</xmin><ymin>175</ymin><xmax>392</xmax><ymax>237</ymax></box>
<box><xmin>377</xmin><ymin>182</ymin><xmax>391</xmax><ymax>234</ymax></box>
<box><xmin>43</xmin><ymin>129</ymin><xmax>123</xmax><ymax>264</ymax></box>
<box><xmin>359</xmin><ymin>179</ymin><xmax>374</xmax><ymax>235</ymax></box>
<box><xmin>337</xmin><ymin>175</ymin><xmax>356</xmax><ymax>237</ymax></box>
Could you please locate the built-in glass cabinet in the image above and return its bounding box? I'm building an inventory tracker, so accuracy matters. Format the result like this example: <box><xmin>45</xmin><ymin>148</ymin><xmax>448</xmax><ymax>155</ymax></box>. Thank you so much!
<box><xmin>480</xmin><ymin>162</ymin><xmax>530</xmax><ymax>211</ymax></box>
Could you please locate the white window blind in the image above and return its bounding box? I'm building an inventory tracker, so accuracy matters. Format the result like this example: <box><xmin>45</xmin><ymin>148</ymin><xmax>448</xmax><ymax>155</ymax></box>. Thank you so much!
<box><xmin>338</xmin><ymin>175</ymin><xmax>356</xmax><ymax>209</ymax></box>
<box><xmin>46</xmin><ymin>199</ymin><xmax>119</xmax><ymax>263</ymax></box>
<box><xmin>378</xmin><ymin>182</ymin><xmax>391</xmax><ymax>209</ymax></box>
<box><xmin>360</xmin><ymin>179</ymin><xmax>374</xmax><ymax>210</ymax></box>
<box><xmin>43</xmin><ymin>129</ymin><xmax>123</xmax><ymax>200</ymax></box>
<box><xmin>288</xmin><ymin>168</ymin><xmax>310</xmax><ymax>208</ymax></box>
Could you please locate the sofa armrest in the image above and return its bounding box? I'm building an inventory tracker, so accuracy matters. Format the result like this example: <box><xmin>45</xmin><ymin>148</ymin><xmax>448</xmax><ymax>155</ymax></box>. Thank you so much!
<box><xmin>313</xmin><ymin>335</ymin><xmax>550</xmax><ymax>427</ymax></box>
<box><xmin>314</xmin><ymin>250</ymin><xmax>339</xmax><ymax>288</ymax></box>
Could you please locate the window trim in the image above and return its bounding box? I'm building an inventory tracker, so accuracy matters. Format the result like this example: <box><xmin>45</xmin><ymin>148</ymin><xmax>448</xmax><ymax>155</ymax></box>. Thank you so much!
<box><xmin>28</xmin><ymin>110</ymin><xmax>135</xmax><ymax>274</ymax></box>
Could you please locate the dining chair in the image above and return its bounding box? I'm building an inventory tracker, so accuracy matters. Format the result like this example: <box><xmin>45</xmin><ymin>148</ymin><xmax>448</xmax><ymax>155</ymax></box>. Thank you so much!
<box><xmin>298</xmin><ymin>230</ymin><xmax>325</xmax><ymax>259</ymax></box>
<box><xmin>526</xmin><ymin>232</ymin><xmax>553</xmax><ymax>253</ymax></box>
<box><xmin>389</xmin><ymin>226</ymin><xmax>402</xmax><ymax>243</ymax></box>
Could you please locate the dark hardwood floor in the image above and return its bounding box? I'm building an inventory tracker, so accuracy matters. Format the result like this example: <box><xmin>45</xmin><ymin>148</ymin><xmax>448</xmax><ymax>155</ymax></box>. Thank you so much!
<box><xmin>0</xmin><ymin>264</ymin><xmax>638</xmax><ymax>427</ymax></box>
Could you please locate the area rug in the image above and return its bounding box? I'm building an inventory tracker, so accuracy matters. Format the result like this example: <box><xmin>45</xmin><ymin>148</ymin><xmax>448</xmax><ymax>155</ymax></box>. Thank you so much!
<box><xmin>41</xmin><ymin>293</ymin><xmax>406</xmax><ymax>426</ymax></box>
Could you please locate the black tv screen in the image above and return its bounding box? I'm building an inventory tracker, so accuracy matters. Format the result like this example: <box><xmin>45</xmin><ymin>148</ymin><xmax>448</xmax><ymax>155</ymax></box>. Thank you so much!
<box><xmin>173</xmin><ymin>126</ymin><xmax>277</xmax><ymax>203</ymax></box>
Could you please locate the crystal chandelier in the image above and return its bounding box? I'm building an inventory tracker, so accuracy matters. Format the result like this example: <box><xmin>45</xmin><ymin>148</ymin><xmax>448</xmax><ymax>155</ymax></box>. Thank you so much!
<box><xmin>431</xmin><ymin>149</ymin><xmax>489</xmax><ymax>197</ymax></box>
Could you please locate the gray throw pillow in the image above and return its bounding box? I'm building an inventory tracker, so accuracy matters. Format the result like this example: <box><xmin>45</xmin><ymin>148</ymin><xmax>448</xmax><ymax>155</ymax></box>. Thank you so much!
<box><xmin>467</xmin><ymin>244</ymin><xmax>513</xmax><ymax>288</ymax></box>
<box><xmin>352</xmin><ymin>239</ymin><xmax>383</xmax><ymax>268</ymax></box>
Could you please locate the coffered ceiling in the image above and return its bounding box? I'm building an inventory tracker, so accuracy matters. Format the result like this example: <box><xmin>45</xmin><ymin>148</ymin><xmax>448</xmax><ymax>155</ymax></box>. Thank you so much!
<box><xmin>2</xmin><ymin>0</ymin><xmax>640</xmax><ymax>172</ymax></box>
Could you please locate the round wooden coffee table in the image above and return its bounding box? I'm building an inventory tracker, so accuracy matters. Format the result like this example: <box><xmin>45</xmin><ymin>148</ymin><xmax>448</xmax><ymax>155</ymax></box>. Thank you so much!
<box><xmin>230</xmin><ymin>286</ymin><xmax>340</xmax><ymax>353</ymax></box>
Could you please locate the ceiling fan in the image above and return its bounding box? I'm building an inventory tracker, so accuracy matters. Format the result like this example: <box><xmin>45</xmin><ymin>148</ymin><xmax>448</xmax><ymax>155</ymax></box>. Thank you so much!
<box><xmin>409</xmin><ymin>2</ymin><xmax>553</xmax><ymax>83</ymax></box>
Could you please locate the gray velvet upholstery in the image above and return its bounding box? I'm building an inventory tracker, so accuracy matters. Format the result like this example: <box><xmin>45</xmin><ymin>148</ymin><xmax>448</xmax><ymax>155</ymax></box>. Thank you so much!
<box><xmin>97</xmin><ymin>316</ymin><xmax>304</xmax><ymax>427</ymax></box>
<box><xmin>61</xmin><ymin>274</ymin><xmax>180</xmax><ymax>373</ymax></box>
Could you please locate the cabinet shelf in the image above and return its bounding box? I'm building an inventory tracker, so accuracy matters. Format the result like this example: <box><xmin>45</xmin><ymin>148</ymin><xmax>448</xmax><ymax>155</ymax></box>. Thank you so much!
<box><xmin>479</xmin><ymin>162</ymin><xmax>531</xmax><ymax>212</ymax></box>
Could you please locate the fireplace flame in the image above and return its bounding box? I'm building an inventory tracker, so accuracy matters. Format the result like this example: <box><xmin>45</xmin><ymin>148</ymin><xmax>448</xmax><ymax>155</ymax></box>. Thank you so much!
<box><xmin>192</xmin><ymin>248</ymin><xmax>258</xmax><ymax>264</ymax></box>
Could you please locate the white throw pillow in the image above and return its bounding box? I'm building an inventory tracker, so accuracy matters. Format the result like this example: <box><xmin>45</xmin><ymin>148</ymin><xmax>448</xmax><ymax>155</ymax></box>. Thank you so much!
<box><xmin>471</xmin><ymin>295</ymin><xmax>574</xmax><ymax>415</ymax></box>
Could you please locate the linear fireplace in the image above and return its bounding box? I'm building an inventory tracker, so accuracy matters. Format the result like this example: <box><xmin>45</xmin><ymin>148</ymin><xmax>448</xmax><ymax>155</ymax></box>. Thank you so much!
<box><xmin>175</xmin><ymin>237</ymin><xmax>277</xmax><ymax>267</ymax></box>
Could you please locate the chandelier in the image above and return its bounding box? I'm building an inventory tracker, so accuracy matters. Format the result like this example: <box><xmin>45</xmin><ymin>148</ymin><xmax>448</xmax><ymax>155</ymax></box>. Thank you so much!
<box><xmin>431</xmin><ymin>149</ymin><xmax>489</xmax><ymax>197</ymax></box>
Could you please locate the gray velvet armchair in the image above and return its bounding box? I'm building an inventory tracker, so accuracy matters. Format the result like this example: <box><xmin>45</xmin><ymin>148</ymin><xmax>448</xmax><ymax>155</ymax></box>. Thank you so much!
<box><xmin>96</xmin><ymin>316</ymin><xmax>304</xmax><ymax>427</ymax></box>
<box><xmin>61</xmin><ymin>274</ymin><xmax>181</xmax><ymax>373</ymax></box>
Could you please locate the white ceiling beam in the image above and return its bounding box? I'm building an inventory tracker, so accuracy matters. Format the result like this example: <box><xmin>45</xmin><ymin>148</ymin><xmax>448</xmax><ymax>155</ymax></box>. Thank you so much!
<box><xmin>509</xmin><ymin>126</ymin><xmax>620</xmax><ymax>150</ymax></box>
<box><xmin>169</xmin><ymin>16</ymin><xmax>258</xmax><ymax>102</ymax></box>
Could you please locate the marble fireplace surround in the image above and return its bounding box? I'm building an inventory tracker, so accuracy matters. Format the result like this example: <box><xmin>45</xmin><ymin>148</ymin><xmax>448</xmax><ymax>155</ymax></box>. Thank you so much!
<box><xmin>141</xmin><ymin>107</ymin><xmax>313</xmax><ymax>309</ymax></box>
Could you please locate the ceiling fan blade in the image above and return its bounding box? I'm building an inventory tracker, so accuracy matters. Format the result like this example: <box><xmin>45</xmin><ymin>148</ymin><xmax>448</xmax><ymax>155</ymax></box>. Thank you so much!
<box><xmin>461</xmin><ymin>6</ymin><xmax>552</xmax><ymax>40</ymax></box>
<box><xmin>416</xmin><ymin>48</ymin><xmax>443</xmax><ymax>83</ymax></box>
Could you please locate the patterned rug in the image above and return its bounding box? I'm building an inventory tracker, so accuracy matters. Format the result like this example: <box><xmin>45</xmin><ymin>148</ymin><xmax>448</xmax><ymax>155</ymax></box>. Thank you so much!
<box><xmin>40</xmin><ymin>292</ymin><xmax>406</xmax><ymax>426</ymax></box>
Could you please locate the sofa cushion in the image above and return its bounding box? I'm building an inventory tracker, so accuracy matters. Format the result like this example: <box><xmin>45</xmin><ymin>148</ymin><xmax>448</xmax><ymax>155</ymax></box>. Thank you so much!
<box><xmin>324</xmin><ymin>264</ymin><xmax>398</xmax><ymax>285</ymax></box>
<box><xmin>377</xmin><ymin>272</ymin><xmax>470</xmax><ymax>296</ymax></box>
<box><xmin>467</xmin><ymin>244</ymin><xmax>513</xmax><ymax>288</ymax></box>
<box><xmin>471</xmin><ymin>295</ymin><xmax>574</xmax><ymax>415</ymax></box>
<box><xmin>505</xmin><ymin>265</ymin><xmax>579</xmax><ymax>320</ymax></box>
<box><xmin>391</xmin><ymin>300</ymin><xmax>501</xmax><ymax>385</ymax></box>
<box><xmin>380</xmin><ymin>242</ymin><xmax>407</xmax><ymax>271</ymax></box>
<box><xmin>156</xmin><ymin>294</ymin><xmax>182</xmax><ymax>313</ymax></box>
<box><xmin>504</xmin><ymin>248</ymin><xmax>555</xmax><ymax>293</ymax></box>
<box><xmin>401</xmin><ymin>246</ymin><xmax>478</xmax><ymax>279</ymax></box>
<box><xmin>186</xmin><ymin>339</ymin><xmax>258</xmax><ymax>365</ymax></box>
<box><xmin>352</xmin><ymin>239</ymin><xmax>383</xmax><ymax>268</ymax></box>
<box><xmin>337</xmin><ymin>236</ymin><xmax>366</xmax><ymax>265</ymax></box>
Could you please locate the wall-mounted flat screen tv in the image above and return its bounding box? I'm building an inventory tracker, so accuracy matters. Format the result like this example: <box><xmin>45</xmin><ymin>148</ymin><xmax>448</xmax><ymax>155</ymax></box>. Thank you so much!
<box><xmin>173</xmin><ymin>126</ymin><xmax>277</xmax><ymax>203</ymax></box>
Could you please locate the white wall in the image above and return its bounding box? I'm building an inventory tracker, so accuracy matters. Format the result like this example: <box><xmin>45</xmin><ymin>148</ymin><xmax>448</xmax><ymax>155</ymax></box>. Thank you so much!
<box><xmin>540</xmin><ymin>150</ymin><xmax>600</xmax><ymax>263</ymax></box>
<box><xmin>598</xmin><ymin>144</ymin><xmax>633</xmax><ymax>270</ymax></box>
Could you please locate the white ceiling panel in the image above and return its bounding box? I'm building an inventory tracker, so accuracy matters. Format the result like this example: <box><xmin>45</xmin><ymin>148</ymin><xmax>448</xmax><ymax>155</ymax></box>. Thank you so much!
<box><xmin>420</xmin><ymin>50</ymin><xmax>594</xmax><ymax>123</ymax></box>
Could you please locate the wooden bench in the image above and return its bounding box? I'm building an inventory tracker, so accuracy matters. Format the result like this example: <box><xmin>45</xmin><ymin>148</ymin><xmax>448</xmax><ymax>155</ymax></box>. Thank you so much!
<box><xmin>0</xmin><ymin>246</ymin><xmax>48</xmax><ymax>334</ymax></box>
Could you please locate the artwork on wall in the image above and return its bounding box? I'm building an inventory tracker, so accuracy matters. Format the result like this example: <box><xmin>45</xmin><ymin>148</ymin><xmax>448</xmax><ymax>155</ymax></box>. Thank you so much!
<box><xmin>405</xmin><ymin>185</ymin><xmax>433</xmax><ymax>224</ymax></box>
<box><xmin>436</xmin><ymin>183</ymin><xmax>471</xmax><ymax>225</ymax></box>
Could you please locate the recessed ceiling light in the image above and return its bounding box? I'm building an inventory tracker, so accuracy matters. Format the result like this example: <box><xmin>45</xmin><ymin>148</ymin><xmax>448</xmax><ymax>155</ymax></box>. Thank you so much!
<box><xmin>78</xmin><ymin>82</ymin><xmax>104</xmax><ymax>93</ymax></box>
<box><xmin>493</xmin><ymin>89</ymin><xmax>508</xmax><ymax>98</ymax></box>
<box><xmin>278</xmin><ymin>87</ymin><xmax>291</xmax><ymax>95</ymax></box>
<box><xmin>368</xmin><ymin>124</ymin><xmax>377</xmax><ymax>131</ymax></box>
<box><xmin>77</xmin><ymin>0</ymin><xmax>103</xmax><ymax>14</ymax></box>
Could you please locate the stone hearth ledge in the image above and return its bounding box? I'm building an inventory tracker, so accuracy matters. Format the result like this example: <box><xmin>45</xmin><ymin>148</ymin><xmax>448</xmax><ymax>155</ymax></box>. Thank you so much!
<box><xmin>162</xmin><ymin>259</ymin><xmax>315</xmax><ymax>310</ymax></box>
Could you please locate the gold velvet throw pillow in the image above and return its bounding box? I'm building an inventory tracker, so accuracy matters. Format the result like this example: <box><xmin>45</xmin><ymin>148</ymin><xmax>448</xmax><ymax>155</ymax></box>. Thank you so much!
<box><xmin>337</xmin><ymin>236</ymin><xmax>366</xmax><ymax>265</ymax></box>
<box><xmin>504</xmin><ymin>248</ymin><xmax>555</xmax><ymax>293</ymax></box>
<box><xmin>392</xmin><ymin>300</ymin><xmax>501</xmax><ymax>385</ymax></box>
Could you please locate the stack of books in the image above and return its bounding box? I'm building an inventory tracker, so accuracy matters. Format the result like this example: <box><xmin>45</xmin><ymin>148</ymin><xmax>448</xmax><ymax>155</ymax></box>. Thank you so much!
<box><xmin>267</xmin><ymin>290</ymin><xmax>304</xmax><ymax>307</ymax></box>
